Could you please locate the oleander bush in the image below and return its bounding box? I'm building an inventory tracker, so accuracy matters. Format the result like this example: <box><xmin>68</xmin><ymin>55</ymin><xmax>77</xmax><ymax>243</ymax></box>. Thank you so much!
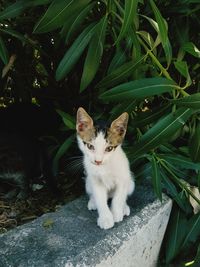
<box><xmin>0</xmin><ymin>0</ymin><xmax>200</xmax><ymax>265</ymax></box>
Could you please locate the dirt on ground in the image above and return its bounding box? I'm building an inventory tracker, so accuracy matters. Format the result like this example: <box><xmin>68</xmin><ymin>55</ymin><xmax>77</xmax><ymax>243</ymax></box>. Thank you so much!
<box><xmin>0</xmin><ymin>172</ymin><xmax>84</xmax><ymax>234</ymax></box>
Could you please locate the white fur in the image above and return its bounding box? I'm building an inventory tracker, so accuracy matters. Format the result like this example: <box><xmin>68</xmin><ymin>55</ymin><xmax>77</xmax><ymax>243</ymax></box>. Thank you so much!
<box><xmin>77</xmin><ymin>132</ymin><xmax>135</xmax><ymax>230</ymax></box>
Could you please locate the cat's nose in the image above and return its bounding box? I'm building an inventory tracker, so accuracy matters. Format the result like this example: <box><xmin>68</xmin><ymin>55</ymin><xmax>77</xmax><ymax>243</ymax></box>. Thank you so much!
<box><xmin>95</xmin><ymin>160</ymin><xmax>102</xmax><ymax>165</ymax></box>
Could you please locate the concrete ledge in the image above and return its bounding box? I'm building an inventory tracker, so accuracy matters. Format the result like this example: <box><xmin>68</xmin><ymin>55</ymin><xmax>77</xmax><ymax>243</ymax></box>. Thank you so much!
<box><xmin>0</xmin><ymin>183</ymin><xmax>172</xmax><ymax>267</ymax></box>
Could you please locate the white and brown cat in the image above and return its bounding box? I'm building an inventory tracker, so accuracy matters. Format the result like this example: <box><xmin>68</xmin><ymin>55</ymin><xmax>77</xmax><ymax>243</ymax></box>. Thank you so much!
<box><xmin>76</xmin><ymin>107</ymin><xmax>134</xmax><ymax>229</ymax></box>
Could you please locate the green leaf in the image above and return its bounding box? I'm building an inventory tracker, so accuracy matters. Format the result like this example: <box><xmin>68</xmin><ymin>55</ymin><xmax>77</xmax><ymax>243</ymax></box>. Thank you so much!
<box><xmin>198</xmin><ymin>172</ymin><xmax>200</xmax><ymax>193</ymax></box>
<box><xmin>64</xmin><ymin>2</ymin><xmax>95</xmax><ymax>44</ymax></box>
<box><xmin>161</xmin><ymin>171</ymin><xmax>187</xmax><ymax>211</ymax></box>
<box><xmin>107</xmin><ymin>37</ymin><xmax>133</xmax><ymax>74</ymax></box>
<box><xmin>116</xmin><ymin>0</ymin><xmax>139</xmax><ymax>43</ymax></box>
<box><xmin>110</xmin><ymin>99</ymin><xmax>137</xmax><ymax>120</ymax></box>
<box><xmin>192</xmin><ymin>243</ymin><xmax>200</xmax><ymax>267</ymax></box>
<box><xmin>174</xmin><ymin>60</ymin><xmax>192</xmax><ymax>87</ymax></box>
<box><xmin>161</xmin><ymin>154</ymin><xmax>200</xmax><ymax>171</ymax></box>
<box><xmin>33</xmin><ymin>0</ymin><xmax>91</xmax><ymax>33</ymax></box>
<box><xmin>80</xmin><ymin>16</ymin><xmax>108</xmax><ymax>92</ymax></box>
<box><xmin>172</xmin><ymin>93</ymin><xmax>200</xmax><ymax>109</ymax></box>
<box><xmin>99</xmin><ymin>77</ymin><xmax>176</xmax><ymax>101</ymax></box>
<box><xmin>141</xmin><ymin>14</ymin><xmax>172</xmax><ymax>66</ymax></box>
<box><xmin>0</xmin><ymin>1</ymin><xmax>26</xmax><ymax>20</ymax></box>
<box><xmin>130</xmin><ymin>28</ymin><xmax>142</xmax><ymax>79</ymax></box>
<box><xmin>174</xmin><ymin>61</ymin><xmax>188</xmax><ymax>79</ymax></box>
<box><xmin>130</xmin><ymin>108</ymin><xmax>193</xmax><ymax>158</ymax></box>
<box><xmin>189</xmin><ymin>124</ymin><xmax>200</xmax><ymax>162</ymax></box>
<box><xmin>182</xmin><ymin>42</ymin><xmax>200</xmax><ymax>58</ymax></box>
<box><xmin>96</xmin><ymin>55</ymin><xmax>145</xmax><ymax>89</ymax></box>
<box><xmin>53</xmin><ymin>135</ymin><xmax>74</xmax><ymax>175</ymax></box>
<box><xmin>0</xmin><ymin>36</ymin><xmax>9</xmax><ymax>65</ymax></box>
<box><xmin>181</xmin><ymin>213</ymin><xmax>200</xmax><ymax>252</ymax></box>
<box><xmin>132</xmin><ymin>104</ymin><xmax>170</xmax><ymax>128</ymax></box>
<box><xmin>29</xmin><ymin>0</ymin><xmax>52</xmax><ymax>6</ymax></box>
<box><xmin>151</xmin><ymin>157</ymin><xmax>162</xmax><ymax>201</ymax></box>
<box><xmin>0</xmin><ymin>28</ymin><xmax>28</xmax><ymax>43</ymax></box>
<box><xmin>56</xmin><ymin>110</ymin><xmax>75</xmax><ymax>129</ymax></box>
<box><xmin>165</xmin><ymin>203</ymin><xmax>188</xmax><ymax>263</ymax></box>
<box><xmin>150</xmin><ymin>0</ymin><xmax>167</xmax><ymax>45</ymax></box>
<box><xmin>163</xmin><ymin>37</ymin><xmax>172</xmax><ymax>67</ymax></box>
<box><xmin>56</xmin><ymin>23</ymin><xmax>97</xmax><ymax>81</ymax></box>
<box><xmin>137</xmin><ymin>31</ymin><xmax>157</xmax><ymax>52</ymax></box>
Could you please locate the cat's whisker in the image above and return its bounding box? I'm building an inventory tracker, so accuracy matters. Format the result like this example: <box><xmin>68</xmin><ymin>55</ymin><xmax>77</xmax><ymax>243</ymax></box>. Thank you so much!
<box><xmin>65</xmin><ymin>158</ymin><xmax>83</xmax><ymax>168</ymax></box>
<box><xmin>64</xmin><ymin>158</ymin><xmax>83</xmax><ymax>176</ymax></box>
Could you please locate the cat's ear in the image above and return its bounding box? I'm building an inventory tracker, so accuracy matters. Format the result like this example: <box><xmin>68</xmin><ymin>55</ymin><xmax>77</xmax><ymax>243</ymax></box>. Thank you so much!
<box><xmin>76</xmin><ymin>107</ymin><xmax>93</xmax><ymax>134</ymax></box>
<box><xmin>110</xmin><ymin>112</ymin><xmax>129</xmax><ymax>137</ymax></box>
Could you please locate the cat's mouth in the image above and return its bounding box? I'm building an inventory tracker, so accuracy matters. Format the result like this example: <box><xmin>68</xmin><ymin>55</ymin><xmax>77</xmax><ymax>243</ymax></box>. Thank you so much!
<box><xmin>92</xmin><ymin>161</ymin><xmax>103</xmax><ymax>166</ymax></box>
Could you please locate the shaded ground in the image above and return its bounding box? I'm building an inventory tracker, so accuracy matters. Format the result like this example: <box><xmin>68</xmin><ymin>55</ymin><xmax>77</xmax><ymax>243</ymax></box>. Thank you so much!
<box><xmin>0</xmin><ymin>172</ymin><xmax>84</xmax><ymax>234</ymax></box>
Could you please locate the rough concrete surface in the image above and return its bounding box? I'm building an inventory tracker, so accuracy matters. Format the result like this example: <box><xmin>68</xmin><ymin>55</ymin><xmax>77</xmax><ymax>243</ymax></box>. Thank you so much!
<box><xmin>0</xmin><ymin>183</ymin><xmax>172</xmax><ymax>267</ymax></box>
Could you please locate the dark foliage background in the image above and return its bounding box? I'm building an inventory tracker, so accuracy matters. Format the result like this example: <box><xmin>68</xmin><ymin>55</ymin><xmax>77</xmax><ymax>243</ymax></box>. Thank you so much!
<box><xmin>0</xmin><ymin>0</ymin><xmax>200</xmax><ymax>265</ymax></box>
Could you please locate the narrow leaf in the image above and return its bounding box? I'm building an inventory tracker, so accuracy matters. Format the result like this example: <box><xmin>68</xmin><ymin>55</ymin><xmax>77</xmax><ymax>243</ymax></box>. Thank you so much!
<box><xmin>65</xmin><ymin>2</ymin><xmax>95</xmax><ymax>44</ymax></box>
<box><xmin>174</xmin><ymin>60</ymin><xmax>192</xmax><ymax>87</ymax></box>
<box><xmin>80</xmin><ymin>16</ymin><xmax>107</xmax><ymax>92</ymax></box>
<box><xmin>137</xmin><ymin>31</ymin><xmax>157</xmax><ymax>52</ymax></box>
<box><xmin>141</xmin><ymin>14</ymin><xmax>172</xmax><ymax>66</ymax></box>
<box><xmin>107</xmin><ymin>37</ymin><xmax>133</xmax><ymax>74</ymax></box>
<box><xmin>99</xmin><ymin>77</ymin><xmax>176</xmax><ymax>101</ymax></box>
<box><xmin>0</xmin><ymin>36</ymin><xmax>9</xmax><ymax>65</ymax></box>
<box><xmin>130</xmin><ymin>108</ymin><xmax>193</xmax><ymax>158</ymax></box>
<box><xmin>0</xmin><ymin>1</ymin><xmax>26</xmax><ymax>20</ymax></box>
<box><xmin>0</xmin><ymin>28</ymin><xmax>28</xmax><ymax>43</ymax></box>
<box><xmin>110</xmin><ymin>100</ymin><xmax>137</xmax><ymax>120</ymax></box>
<box><xmin>161</xmin><ymin>154</ymin><xmax>200</xmax><ymax>171</ymax></box>
<box><xmin>193</xmin><ymin>243</ymin><xmax>200</xmax><ymax>267</ymax></box>
<box><xmin>161</xmin><ymin>171</ymin><xmax>186</xmax><ymax>211</ymax></box>
<box><xmin>132</xmin><ymin>104</ymin><xmax>170</xmax><ymax>128</ymax></box>
<box><xmin>151</xmin><ymin>157</ymin><xmax>162</xmax><ymax>201</ymax></box>
<box><xmin>96</xmin><ymin>55</ymin><xmax>145</xmax><ymax>89</ymax></box>
<box><xmin>182</xmin><ymin>42</ymin><xmax>200</xmax><ymax>58</ymax></box>
<box><xmin>56</xmin><ymin>23</ymin><xmax>97</xmax><ymax>81</ymax></box>
<box><xmin>181</xmin><ymin>213</ymin><xmax>200</xmax><ymax>252</ymax></box>
<box><xmin>116</xmin><ymin>0</ymin><xmax>139</xmax><ymax>43</ymax></box>
<box><xmin>33</xmin><ymin>0</ymin><xmax>90</xmax><ymax>33</ymax></box>
<box><xmin>56</xmin><ymin>110</ymin><xmax>75</xmax><ymax>129</ymax></box>
<box><xmin>172</xmin><ymin>93</ymin><xmax>200</xmax><ymax>109</ymax></box>
<box><xmin>189</xmin><ymin>124</ymin><xmax>200</xmax><ymax>162</ymax></box>
<box><xmin>165</xmin><ymin>203</ymin><xmax>188</xmax><ymax>263</ymax></box>
<box><xmin>163</xmin><ymin>37</ymin><xmax>172</xmax><ymax>67</ymax></box>
<box><xmin>150</xmin><ymin>0</ymin><xmax>167</xmax><ymax>45</ymax></box>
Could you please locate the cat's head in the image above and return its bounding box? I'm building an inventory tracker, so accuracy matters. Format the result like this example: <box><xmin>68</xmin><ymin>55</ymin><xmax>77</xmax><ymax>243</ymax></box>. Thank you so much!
<box><xmin>76</xmin><ymin>107</ymin><xmax>129</xmax><ymax>166</ymax></box>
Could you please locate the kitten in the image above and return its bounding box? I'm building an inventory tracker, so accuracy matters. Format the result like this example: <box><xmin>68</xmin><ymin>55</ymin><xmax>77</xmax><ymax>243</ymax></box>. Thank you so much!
<box><xmin>76</xmin><ymin>107</ymin><xmax>135</xmax><ymax>229</ymax></box>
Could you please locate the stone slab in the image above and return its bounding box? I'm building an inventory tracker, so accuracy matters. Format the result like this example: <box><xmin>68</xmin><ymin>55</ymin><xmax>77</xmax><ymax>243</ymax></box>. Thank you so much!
<box><xmin>0</xmin><ymin>183</ymin><xmax>172</xmax><ymax>267</ymax></box>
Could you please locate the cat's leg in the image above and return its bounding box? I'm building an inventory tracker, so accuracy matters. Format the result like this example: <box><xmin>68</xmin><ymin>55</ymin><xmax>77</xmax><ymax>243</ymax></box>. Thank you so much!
<box><xmin>111</xmin><ymin>182</ymin><xmax>130</xmax><ymax>223</ymax></box>
<box><xmin>89</xmin><ymin>179</ymin><xmax>114</xmax><ymax>229</ymax></box>
<box><xmin>122</xmin><ymin>178</ymin><xmax>135</xmax><ymax>217</ymax></box>
<box><xmin>86</xmin><ymin>178</ymin><xmax>97</xmax><ymax>210</ymax></box>
<box><xmin>87</xmin><ymin>196</ymin><xmax>97</xmax><ymax>211</ymax></box>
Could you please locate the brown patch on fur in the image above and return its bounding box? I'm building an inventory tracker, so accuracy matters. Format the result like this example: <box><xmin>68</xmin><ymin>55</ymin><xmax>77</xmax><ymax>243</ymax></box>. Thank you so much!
<box><xmin>76</xmin><ymin>107</ymin><xmax>96</xmax><ymax>142</ymax></box>
<box><xmin>107</xmin><ymin>112</ymin><xmax>129</xmax><ymax>146</ymax></box>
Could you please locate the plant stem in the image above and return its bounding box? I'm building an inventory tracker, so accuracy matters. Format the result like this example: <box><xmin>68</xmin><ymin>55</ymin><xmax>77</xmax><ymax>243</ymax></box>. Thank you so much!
<box><xmin>138</xmin><ymin>36</ymin><xmax>190</xmax><ymax>97</ymax></box>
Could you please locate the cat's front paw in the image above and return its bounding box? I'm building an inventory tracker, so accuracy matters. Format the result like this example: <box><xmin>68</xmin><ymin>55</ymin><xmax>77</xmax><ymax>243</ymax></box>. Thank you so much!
<box><xmin>88</xmin><ymin>199</ymin><xmax>97</xmax><ymax>211</ymax></box>
<box><xmin>123</xmin><ymin>204</ymin><xmax>130</xmax><ymax>216</ymax></box>
<box><xmin>112</xmin><ymin>209</ymin><xmax>124</xmax><ymax>223</ymax></box>
<box><xmin>97</xmin><ymin>213</ymin><xmax>114</xmax><ymax>230</ymax></box>
<box><xmin>112</xmin><ymin>204</ymin><xmax>130</xmax><ymax>223</ymax></box>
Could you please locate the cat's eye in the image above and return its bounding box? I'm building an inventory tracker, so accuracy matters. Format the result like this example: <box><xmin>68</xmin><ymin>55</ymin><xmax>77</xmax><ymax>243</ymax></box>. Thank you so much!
<box><xmin>105</xmin><ymin>146</ymin><xmax>113</xmax><ymax>152</ymax></box>
<box><xmin>87</xmin><ymin>143</ymin><xmax>95</xmax><ymax>150</ymax></box>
